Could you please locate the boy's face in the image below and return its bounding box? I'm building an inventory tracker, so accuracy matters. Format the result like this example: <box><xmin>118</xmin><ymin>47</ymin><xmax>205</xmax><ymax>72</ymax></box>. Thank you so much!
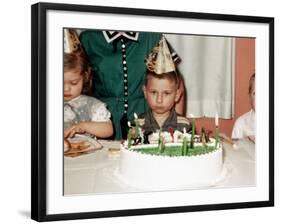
<box><xmin>64</xmin><ymin>69</ymin><xmax>83</xmax><ymax>101</ymax></box>
<box><xmin>143</xmin><ymin>77</ymin><xmax>180</xmax><ymax>115</ymax></box>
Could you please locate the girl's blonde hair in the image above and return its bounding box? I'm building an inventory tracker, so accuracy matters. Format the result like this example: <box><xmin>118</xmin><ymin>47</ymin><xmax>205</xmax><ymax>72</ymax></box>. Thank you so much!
<box><xmin>64</xmin><ymin>49</ymin><xmax>92</xmax><ymax>95</ymax></box>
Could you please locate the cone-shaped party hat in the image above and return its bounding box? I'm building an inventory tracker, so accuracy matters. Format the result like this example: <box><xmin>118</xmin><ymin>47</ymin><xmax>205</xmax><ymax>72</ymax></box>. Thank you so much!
<box><xmin>64</xmin><ymin>29</ymin><xmax>80</xmax><ymax>53</ymax></box>
<box><xmin>145</xmin><ymin>36</ymin><xmax>179</xmax><ymax>74</ymax></box>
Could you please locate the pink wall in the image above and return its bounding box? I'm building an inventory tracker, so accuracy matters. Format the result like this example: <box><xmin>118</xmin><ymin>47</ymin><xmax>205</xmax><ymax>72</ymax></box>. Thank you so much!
<box><xmin>194</xmin><ymin>38</ymin><xmax>255</xmax><ymax>137</ymax></box>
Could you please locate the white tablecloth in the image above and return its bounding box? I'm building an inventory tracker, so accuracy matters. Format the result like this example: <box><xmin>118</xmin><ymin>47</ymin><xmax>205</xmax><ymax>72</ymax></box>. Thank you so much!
<box><xmin>64</xmin><ymin>139</ymin><xmax>255</xmax><ymax>195</ymax></box>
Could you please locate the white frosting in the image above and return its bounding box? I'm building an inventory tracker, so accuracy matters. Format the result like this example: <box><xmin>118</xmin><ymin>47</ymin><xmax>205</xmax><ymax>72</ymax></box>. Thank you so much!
<box><xmin>148</xmin><ymin>130</ymin><xmax>192</xmax><ymax>144</ymax></box>
<box><xmin>119</xmin><ymin>139</ymin><xmax>223</xmax><ymax>190</ymax></box>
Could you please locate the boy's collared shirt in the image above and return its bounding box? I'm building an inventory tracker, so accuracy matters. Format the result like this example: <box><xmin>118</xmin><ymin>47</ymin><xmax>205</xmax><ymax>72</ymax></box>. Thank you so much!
<box><xmin>135</xmin><ymin>109</ymin><xmax>192</xmax><ymax>134</ymax></box>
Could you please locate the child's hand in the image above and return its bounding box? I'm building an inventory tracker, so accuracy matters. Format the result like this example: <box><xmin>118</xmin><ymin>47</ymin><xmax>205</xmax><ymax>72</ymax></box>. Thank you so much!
<box><xmin>248</xmin><ymin>135</ymin><xmax>255</xmax><ymax>143</ymax></box>
<box><xmin>64</xmin><ymin>123</ymin><xmax>86</xmax><ymax>138</ymax></box>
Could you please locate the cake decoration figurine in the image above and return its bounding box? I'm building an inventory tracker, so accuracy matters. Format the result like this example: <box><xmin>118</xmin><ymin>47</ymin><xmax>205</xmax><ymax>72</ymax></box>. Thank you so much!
<box><xmin>201</xmin><ymin>127</ymin><xmax>213</xmax><ymax>147</ymax></box>
<box><xmin>168</xmin><ymin>127</ymin><xmax>175</xmax><ymax>143</ymax></box>
<box><xmin>143</xmin><ymin>131</ymin><xmax>152</xmax><ymax>144</ymax></box>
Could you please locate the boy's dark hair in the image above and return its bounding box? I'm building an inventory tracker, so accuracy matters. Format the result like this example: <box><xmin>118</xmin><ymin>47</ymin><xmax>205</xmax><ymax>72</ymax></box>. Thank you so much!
<box><xmin>144</xmin><ymin>70</ymin><xmax>180</xmax><ymax>88</ymax></box>
<box><xmin>64</xmin><ymin>48</ymin><xmax>92</xmax><ymax>95</ymax></box>
<box><xmin>248</xmin><ymin>73</ymin><xmax>255</xmax><ymax>95</ymax></box>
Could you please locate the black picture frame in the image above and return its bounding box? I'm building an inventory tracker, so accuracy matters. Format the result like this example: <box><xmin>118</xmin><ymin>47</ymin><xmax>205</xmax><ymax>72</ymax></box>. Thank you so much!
<box><xmin>31</xmin><ymin>2</ymin><xmax>274</xmax><ymax>222</ymax></box>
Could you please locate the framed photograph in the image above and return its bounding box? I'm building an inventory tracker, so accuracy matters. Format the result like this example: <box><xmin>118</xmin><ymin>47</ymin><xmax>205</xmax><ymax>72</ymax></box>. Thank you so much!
<box><xmin>31</xmin><ymin>2</ymin><xmax>274</xmax><ymax>222</ymax></box>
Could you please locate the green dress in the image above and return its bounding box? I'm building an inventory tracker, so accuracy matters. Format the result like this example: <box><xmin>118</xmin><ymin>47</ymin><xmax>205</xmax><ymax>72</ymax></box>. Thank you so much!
<box><xmin>80</xmin><ymin>31</ymin><xmax>161</xmax><ymax>139</ymax></box>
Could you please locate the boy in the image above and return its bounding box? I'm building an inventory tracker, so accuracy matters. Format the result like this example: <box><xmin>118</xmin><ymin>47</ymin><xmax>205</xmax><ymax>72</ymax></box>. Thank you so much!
<box><xmin>138</xmin><ymin>71</ymin><xmax>191</xmax><ymax>134</ymax></box>
<box><xmin>133</xmin><ymin>37</ymin><xmax>191</xmax><ymax>135</ymax></box>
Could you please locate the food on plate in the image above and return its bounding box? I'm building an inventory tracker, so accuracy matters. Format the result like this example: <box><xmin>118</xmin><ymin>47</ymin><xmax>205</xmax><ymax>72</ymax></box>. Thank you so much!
<box><xmin>70</xmin><ymin>141</ymin><xmax>91</xmax><ymax>150</ymax></box>
<box><xmin>64</xmin><ymin>139</ymin><xmax>71</xmax><ymax>152</ymax></box>
<box><xmin>64</xmin><ymin>138</ymin><xmax>91</xmax><ymax>156</ymax></box>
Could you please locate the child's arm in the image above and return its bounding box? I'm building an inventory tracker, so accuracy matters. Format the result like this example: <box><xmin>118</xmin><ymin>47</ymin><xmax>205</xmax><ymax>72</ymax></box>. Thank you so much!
<box><xmin>64</xmin><ymin>120</ymin><xmax>113</xmax><ymax>139</ymax></box>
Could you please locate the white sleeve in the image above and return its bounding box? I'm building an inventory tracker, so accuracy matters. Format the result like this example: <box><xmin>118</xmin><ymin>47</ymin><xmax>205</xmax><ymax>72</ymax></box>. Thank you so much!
<box><xmin>231</xmin><ymin>117</ymin><xmax>244</xmax><ymax>139</ymax></box>
<box><xmin>90</xmin><ymin>103</ymin><xmax>111</xmax><ymax>122</ymax></box>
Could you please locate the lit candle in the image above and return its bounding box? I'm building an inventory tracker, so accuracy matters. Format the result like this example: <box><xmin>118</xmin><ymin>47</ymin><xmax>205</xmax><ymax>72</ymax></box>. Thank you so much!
<box><xmin>127</xmin><ymin>121</ymin><xmax>132</xmax><ymax>148</ymax></box>
<box><xmin>134</xmin><ymin>113</ymin><xmax>139</xmax><ymax>138</ymax></box>
<box><xmin>190</xmin><ymin>114</ymin><xmax>195</xmax><ymax>148</ymax></box>
<box><xmin>215</xmin><ymin>113</ymin><xmax>219</xmax><ymax>148</ymax></box>
<box><xmin>215</xmin><ymin>113</ymin><xmax>219</xmax><ymax>127</ymax></box>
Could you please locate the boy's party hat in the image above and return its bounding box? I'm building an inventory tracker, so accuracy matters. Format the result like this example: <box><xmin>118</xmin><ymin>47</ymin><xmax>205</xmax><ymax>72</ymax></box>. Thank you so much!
<box><xmin>145</xmin><ymin>36</ymin><xmax>180</xmax><ymax>74</ymax></box>
<box><xmin>64</xmin><ymin>29</ymin><xmax>80</xmax><ymax>53</ymax></box>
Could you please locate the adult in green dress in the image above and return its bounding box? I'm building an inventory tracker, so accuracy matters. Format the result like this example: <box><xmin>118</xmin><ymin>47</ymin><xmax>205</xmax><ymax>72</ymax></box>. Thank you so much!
<box><xmin>80</xmin><ymin>31</ymin><xmax>184</xmax><ymax>139</ymax></box>
<box><xmin>80</xmin><ymin>31</ymin><xmax>161</xmax><ymax>140</ymax></box>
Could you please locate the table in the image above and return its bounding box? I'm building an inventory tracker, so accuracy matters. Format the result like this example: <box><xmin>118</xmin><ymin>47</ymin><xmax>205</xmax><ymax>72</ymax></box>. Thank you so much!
<box><xmin>64</xmin><ymin>139</ymin><xmax>255</xmax><ymax>195</ymax></box>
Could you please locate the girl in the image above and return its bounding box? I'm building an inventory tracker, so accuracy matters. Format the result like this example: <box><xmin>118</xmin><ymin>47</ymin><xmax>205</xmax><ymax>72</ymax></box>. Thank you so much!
<box><xmin>63</xmin><ymin>46</ymin><xmax>113</xmax><ymax>139</ymax></box>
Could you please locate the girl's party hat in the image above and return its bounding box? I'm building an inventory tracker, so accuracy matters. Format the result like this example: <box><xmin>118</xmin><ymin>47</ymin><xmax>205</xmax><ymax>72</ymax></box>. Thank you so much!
<box><xmin>145</xmin><ymin>36</ymin><xmax>180</xmax><ymax>74</ymax></box>
<box><xmin>64</xmin><ymin>29</ymin><xmax>80</xmax><ymax>54</ymax></box>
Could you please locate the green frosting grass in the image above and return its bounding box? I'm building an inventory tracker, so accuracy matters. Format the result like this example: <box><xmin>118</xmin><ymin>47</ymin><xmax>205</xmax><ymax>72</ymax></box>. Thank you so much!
<box><xmin>129</xmin><ymin>145</ymin><xmax>217</xmax><ymax>157</ymax></box>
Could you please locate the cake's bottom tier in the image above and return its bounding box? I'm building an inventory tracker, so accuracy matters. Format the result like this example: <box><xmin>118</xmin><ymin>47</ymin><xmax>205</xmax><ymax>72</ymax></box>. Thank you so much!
<box><xmin>119</xmin><ymin>147</ymin><xmax>223</xmax><ymax>190</ymax></box>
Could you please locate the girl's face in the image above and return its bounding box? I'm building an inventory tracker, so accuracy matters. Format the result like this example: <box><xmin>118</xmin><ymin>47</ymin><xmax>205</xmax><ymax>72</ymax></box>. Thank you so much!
<box><xmin>143</xmin><ymin>77</ymin><xmax>179</xmax><ymax>116</ymax></box>
<box><xmin>64</xmin><ymin>69</ymin><xmax>83</xmax><ymax>101</ymax></box>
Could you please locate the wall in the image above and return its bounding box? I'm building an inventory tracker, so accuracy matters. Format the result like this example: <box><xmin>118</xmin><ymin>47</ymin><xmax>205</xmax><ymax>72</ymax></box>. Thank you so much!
<box><xmin>195</xmin><ymin>37</ymin><xmax>255</xmax><ymax>137</ymax></box>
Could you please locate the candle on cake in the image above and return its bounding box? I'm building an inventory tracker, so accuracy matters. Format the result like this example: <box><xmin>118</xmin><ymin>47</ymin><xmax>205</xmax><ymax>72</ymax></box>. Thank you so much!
<box><xmin>190</xmin><ymin>114</ymin><xmax>195</xmax><ymax>148</ymax></box>
<box><xmin>182</xmin><ymin>128</ymin><xmax>188</xmax><ymax>155</ymax></box>
<box><xmin>158</xmin><ymin>128</ymin><xmax>162</xmax><ymax>145</ymax></box>
<box><xmin>183</xmin><ymin>136</ymin><xmax>188</xmax><ymax>155</ymax></box>
<box><xmin>215</xmin><ymin>113</ymin><xmax>219</xmax><ymax>148</ymax></box>
<box><xmin>134</xmin><ymin>113</ymin><xmax>139</xmax><ymax>138</ymax></box>
<box><xmin>158</xmin><ymin>128</ymin><xmax>165</xmax><ymax>153</ymax></box>
<box><xmin>159</xmin><ymin>136</ymin><xmax>165</xmax><ymax>153</ymax></box>
<box><xmin>127</xmin><ymin>121</ymin><xmax>132</xmax><ymax>148</ymax></box>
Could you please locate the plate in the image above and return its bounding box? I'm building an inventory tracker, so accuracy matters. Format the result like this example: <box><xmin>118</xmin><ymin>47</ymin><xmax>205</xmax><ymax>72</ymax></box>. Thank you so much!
<box><xmin>64</xmin><ymin>134</ymin><xmax>103</xmax><ymax>157</ymax></box>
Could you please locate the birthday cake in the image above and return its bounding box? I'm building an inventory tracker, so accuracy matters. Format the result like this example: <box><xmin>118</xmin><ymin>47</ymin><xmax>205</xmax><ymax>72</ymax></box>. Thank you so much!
<box><xmin>119</xmin><ymin>129</ymin><xmax>223</xmax><ymax>190</ymax></box>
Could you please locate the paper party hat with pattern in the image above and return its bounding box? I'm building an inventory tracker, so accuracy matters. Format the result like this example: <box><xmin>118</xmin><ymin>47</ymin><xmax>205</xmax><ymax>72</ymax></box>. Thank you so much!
<box><xmin>64</xmin><ymin>29</ymin><xmax>80</xmax><ymax>54</ymax></box>
<box><xmin>145</xmin><ymin>36</ymin><xmax>180</xmax><ymax>74</ymax></box>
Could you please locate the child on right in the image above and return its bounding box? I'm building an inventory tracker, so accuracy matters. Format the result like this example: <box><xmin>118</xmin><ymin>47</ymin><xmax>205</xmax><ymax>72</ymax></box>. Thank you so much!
<box><xmin>232</xmin><ymin>73</ymin><xmax>255</xmax><ymax>143</ymax></box>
